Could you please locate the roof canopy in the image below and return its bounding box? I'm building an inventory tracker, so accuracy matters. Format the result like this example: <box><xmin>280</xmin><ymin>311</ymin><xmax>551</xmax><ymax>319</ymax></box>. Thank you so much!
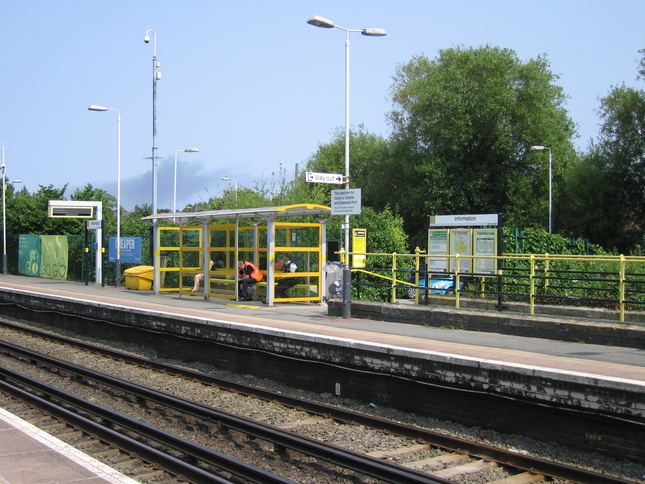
<box><xmin>142</xmin><ymin>203</ymin><xmax>333</xmax><ymax>224</ymax></box>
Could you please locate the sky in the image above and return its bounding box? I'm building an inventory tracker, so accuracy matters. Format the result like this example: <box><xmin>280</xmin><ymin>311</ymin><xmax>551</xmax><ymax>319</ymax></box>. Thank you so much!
<box><xmin>1</xmin><ymin>1</ymin><xmax>643</xmax><ymax>212</ymax></box>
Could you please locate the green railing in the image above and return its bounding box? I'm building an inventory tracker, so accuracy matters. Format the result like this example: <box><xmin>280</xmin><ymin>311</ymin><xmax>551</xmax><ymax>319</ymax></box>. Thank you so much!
<box><xmin>343</xmin><ymin>249</ymin><xmax>645</xmax><ymax>323</ymax></box>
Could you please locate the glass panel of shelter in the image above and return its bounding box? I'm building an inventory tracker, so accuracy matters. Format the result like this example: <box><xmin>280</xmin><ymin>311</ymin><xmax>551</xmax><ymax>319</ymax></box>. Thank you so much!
<box><xmin>161</xmin><ymin>220</ymin><xmax>323</xmax><ymax>302</ymax></box>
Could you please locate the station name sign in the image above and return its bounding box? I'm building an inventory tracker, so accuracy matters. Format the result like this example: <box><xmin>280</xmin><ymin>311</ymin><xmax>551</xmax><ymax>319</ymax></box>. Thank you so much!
<box><xmin>428</xmin><ymin>213</ymin><xmax>500</xmax><ymax>227</ymax></box>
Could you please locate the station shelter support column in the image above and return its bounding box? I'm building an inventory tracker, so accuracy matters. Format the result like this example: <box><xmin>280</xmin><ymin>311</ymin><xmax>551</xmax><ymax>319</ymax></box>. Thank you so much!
<box><xmin>200</xmin><ymin>219</ymin><xmax>210</xmax><ymax>299</ymax></box>
<box><xmin>153</xmin><ymin>222</ymin><xmax>161</xmax><ymax>295</ymax></box>
<box><xmin>262</xmin><ymin>215</ymin><xmax>277</xmax><ymax>306</ymax></box>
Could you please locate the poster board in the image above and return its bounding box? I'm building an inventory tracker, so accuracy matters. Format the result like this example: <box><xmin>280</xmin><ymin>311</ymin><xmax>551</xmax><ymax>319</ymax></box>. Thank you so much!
<box><xmin>449</xmin><ymin>229</ymin><xmax>473</xmax><ymax>273</ymax></box>
<box><xmin>473</xmin><ymin>229</ymin><xmax>497</xmax><ymax>274</ymax></box>
<box><xmin>352</xmin><ymin>228</ymin><xmax>367</xmax><ymax>268</ymax></box>
<box><xmin>427</xmin><ymin>229</ymin><xmax>448</xmax><ymax>272</ymax></box>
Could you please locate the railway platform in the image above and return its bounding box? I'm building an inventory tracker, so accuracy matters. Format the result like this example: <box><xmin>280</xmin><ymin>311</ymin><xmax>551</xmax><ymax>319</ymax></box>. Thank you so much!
<box><xmin>0</xmin><ymin>407</ymin><xmax>136</xmax><ymax>483</ymax></box>
<box><xmin>0</xmin><ymin>274</ymin><xmax>642</xmax><ymax>378</ymax></box>
<box><xmin>0</xmin><ymin>273</ymin><xmax>644</xmax><ymax>468</ymax></box>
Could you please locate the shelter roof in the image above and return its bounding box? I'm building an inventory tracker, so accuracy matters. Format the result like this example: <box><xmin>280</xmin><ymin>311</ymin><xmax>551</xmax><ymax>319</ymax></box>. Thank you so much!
<box><xmin>142</xmin><ymin>203</ymin><xmax>333</xmax><ymax>224</ymax></box>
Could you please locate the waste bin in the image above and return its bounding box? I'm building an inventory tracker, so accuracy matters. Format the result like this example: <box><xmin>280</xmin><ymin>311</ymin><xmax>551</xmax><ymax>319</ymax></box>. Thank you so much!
<box><xmin>124</xmin><ymin>265</ymin><xmax>154</xmax><ymax>290</ymax></box>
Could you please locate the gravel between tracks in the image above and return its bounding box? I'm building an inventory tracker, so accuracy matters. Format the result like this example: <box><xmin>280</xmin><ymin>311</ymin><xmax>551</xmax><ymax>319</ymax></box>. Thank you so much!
<box><xmin>2</xmin><ymin>319</ymin><xmax>644</xmax><ymax>483</ymax></box>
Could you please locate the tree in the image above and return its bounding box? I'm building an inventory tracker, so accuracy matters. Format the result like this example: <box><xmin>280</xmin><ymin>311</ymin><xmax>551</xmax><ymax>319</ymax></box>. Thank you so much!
<box><xmin>7</xmin><ymin>184</ymin><xmax>74</xmax><ymax>235</ymax></box>
<box><xmin>290</xmin><ymin>126</ymin><xmax>391</xmax><ymax>211</ymax></box>
<box><xmin>385</xmin><ymin>46</ymin><xmax>577</xmax><ymax>244</ymax></box>
<box><xmin>121</xmin><ymin>204</ymin><xmax>152</xmax><ymax>236</ymax></box>
<box><xmin>70</xmin><ymin>184</ymin><xmax>117</xmax><ymax>235</ymax></box>
<box><xmin>559</xmin><ymin>50</ymin><xmax>645</xmax><ymax>253</ymax></box>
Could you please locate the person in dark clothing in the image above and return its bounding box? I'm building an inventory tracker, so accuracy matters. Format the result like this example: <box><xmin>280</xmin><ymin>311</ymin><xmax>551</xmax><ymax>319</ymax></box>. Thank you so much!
<box><xmin>275</xmin><ymin>253</ymin><xmax>298</xmax><ymax>298</ymax></box>
<box><xmin>262</xmin><ymin>253</ymin><xmax>298</xmax><ymax>303</ymax></box>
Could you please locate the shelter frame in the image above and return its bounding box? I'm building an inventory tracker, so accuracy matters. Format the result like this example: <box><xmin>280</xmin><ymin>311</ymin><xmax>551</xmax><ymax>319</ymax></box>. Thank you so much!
<box><xmin>143</xmin><ymin>204</ymin><xmax>333</xmax><ymax>306</ymax></box>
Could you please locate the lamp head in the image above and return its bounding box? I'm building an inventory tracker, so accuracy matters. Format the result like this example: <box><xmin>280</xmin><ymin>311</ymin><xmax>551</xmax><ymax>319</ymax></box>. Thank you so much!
<box><xmin>184</xmin><ymin>148</ymin><xmax>199</xmax><ymax>153</ymax></box>
<box><xmin>530</xmin><ymin>145</ymin><xmax>546</xmax><ymax>151</ymax></box>
<box><xmin>221</xmin><ymin>176</ymin><xmax>231</xmax><ymax>181</ymax></box>
<box><xmin>307</xmin><ymin>15</ymin><xmax>335</xmax><ymax>28</ymax></box>
<box><xmin>362</xmin><ymin>28</ymin><xmax>387</xmax><ymax>37</ymax></box>
<box><xmin>88</xmin><ymin>105</ymin><xmax>108</xmax><ymax>111</ymax></box>
<box><xmin>144</xmin><ymin>35</ymin><xmax>150</xmax><ymax>43</ymax></box>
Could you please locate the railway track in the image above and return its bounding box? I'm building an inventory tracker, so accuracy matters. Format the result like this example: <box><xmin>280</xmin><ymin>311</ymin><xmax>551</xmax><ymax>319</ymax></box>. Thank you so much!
<box><xmin>0</xmin><ymin>319</ymin><xmax>640</xmax><ymax>483</ymax></box>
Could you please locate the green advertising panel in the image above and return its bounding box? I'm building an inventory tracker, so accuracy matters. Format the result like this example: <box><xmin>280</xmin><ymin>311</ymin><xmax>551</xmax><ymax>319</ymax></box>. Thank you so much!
<box><xmin>41</xmin><ymin>235</ymin><xmax>68</xmax><ymax>280</ymax></box>
<box><xmin>18</xmin><ymin>234</ymin><xmax>41</xmax><ymax>277</ymax></box>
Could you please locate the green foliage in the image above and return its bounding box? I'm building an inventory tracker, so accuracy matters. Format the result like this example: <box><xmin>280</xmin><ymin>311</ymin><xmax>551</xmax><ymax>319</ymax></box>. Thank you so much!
<box><xmin>347</xmin><ymin>206</ymin><xmax>410</xmax><ymax>301</ymax></box>
<box><xmin>121</xmin><ymin>204</ymin><xmax>152</xmax><ymax>236</ymax></box>
<box><xmin>557</xmin><ymin>52</ymin><xmax>645</xmax><ymax>253</ymax></box>
<box><xmin>7</xmin><ymin>184</ymin><xmax>81</xmax><ymax>236</ymax></box>
<box><xmin>386</xmin><ymin>46</ymin><xmax>577</xmax><ymax>243</ymax></box>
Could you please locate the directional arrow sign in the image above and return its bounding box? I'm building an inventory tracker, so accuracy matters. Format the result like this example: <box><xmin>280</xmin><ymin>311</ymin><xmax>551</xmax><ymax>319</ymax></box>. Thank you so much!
<box><xmin>306</xmin><ymin>171</ymin><xmax>345</xmax><ymax>185</ymax></box>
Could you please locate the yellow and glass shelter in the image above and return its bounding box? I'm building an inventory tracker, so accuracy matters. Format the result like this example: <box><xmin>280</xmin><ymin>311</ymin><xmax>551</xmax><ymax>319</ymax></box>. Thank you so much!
<box><xmin>143</xmin><ymin>204</ymin><xmax>333</xmax><ymax>306</ymax></box>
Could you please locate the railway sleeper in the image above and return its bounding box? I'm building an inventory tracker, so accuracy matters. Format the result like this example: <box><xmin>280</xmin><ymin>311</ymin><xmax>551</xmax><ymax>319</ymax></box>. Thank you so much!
<box><xmin>488</xmin><ymin>471</ymin><xmax>546</xmax><ymax>483</ymax></box>
<box><xmin>433</xmin><ymin>458</ymin><xmax>499</xmax><ymax>479</ymax></box>
<box><xmin>408</xmin><ymin>451</ymin><xmax>469</xmax><ymax>470</ymax></box>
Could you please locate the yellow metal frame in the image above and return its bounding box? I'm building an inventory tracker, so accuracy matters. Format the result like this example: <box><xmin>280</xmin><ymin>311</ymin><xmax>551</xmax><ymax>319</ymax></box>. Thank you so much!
<box><xmin>159</xmin><ymin>221</ymin><xmax>324</xmax><ymax>303</ymax></box>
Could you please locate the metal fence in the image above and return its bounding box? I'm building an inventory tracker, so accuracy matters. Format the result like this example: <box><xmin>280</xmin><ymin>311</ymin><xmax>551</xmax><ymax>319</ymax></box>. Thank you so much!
<box><xmin>347</xmin><ymin>250</ymin><xmax>645</xmax><ymax>323</ymax></box>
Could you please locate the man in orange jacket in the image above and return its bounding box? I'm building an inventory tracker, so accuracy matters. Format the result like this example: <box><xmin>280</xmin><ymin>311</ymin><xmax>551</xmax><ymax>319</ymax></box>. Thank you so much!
<box><xmin>236</xmin><ymin>260</ymin><xmax>263</xmax><ymax>301</ymax></box>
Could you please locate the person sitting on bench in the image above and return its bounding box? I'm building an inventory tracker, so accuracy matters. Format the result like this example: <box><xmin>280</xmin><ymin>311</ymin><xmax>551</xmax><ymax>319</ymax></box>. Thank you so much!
<box><xmin>236</xmin><ymin>260</ymin><xmax>263</xmax><ymax>301</ymax></box>
<box><xmin>262</xmin><ymin>253</ymin><xmax>298</xmax><ymax>303</ymax></box>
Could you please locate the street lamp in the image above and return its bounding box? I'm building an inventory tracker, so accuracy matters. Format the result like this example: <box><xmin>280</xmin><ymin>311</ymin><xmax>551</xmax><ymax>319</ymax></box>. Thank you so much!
<box><xmin>1</xmin><ymin>142</ymin><xmax>22</xmax><ymax>275</ymax></box>
<box><xmin>221</xmin><ymin>176</ymin><xmax>238</xmax><ymax>208</ymax></box>
<box><xmin>530</xmin><ymin>145</ymin><xmax>553</xmax><ymax>233</ymax></box>
<box><xmin>307</xmin><ymin>15</ymin><xmax>386</xmax><ymax>318</ymax></box>
<box><xmin>174</xmin><ymin>148</ymin><xmax>199</xmax><ymax>213</ymax></box>
<box><xmin>89</xmin><ymin>105</ymin><xmax>122</xmax><ymax>286</ymax></box>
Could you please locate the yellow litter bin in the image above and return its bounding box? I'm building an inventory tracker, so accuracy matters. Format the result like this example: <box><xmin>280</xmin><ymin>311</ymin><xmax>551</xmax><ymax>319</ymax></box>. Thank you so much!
<box><xmin>124</xmin><ymin>265</ymin><xmax>154</xmax><ymax>290</ymax></box>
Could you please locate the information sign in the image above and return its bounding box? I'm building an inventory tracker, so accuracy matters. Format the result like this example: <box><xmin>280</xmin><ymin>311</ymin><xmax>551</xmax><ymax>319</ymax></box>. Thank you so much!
<box><xmin>331</xmin><ymin>189</ymin><xmax>362</xmax><ymax>215</ymax></box>
<box><xmin>428</xmin><ymin>213</ymin><xmax>500</xmax><ymax>227</ymax></box>
<box><xmin>352</xmin><ymin>228</ymin><xmax>367</xmax><ymax>268</ymax></box>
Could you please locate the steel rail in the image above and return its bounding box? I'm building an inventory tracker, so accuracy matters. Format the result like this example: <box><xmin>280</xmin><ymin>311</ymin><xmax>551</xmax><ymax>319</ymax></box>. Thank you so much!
<box><xmin>0</xmin><ymin>321</ymin><xmax>639</xmax><ymax>484</ymax></box>
<box><xmin>0</xmin><ymin>339</ymin><xmax>447</xmax><ymax>484</ymax></box>
<box><xmin>0</xmin><ymin>375</ymin><xmax>241</xmax><ymax>484</ymax></box>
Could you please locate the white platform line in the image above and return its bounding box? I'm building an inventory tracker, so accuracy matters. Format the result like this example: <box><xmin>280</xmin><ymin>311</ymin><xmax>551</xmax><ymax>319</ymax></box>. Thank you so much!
<box><xmin>0</xmin><ymin>407</ymin><xmax>139</xmax><ymax>484</ymax></box>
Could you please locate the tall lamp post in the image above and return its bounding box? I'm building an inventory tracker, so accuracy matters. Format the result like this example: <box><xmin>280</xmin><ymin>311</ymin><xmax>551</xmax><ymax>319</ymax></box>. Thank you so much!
<box><xmin>1</xmin><ymin>142</ymin><xmax>22</xmax><ymax>275</ymax></box>
<box><xmin>221</xmin><ymin>176</ymin><xmax>238</xmax><ymax>208</ymax></box>
<box><xmin>530</xmin><ymin>145</ymin><xmax>553</xmax><ymax>233</ymax></box>
<box><xmin>89</xmin><ymin>105</ymin><xmax>122</xmax><ymax>286</ymax></box>
<box><xmin>174</xmin><ymin>148</ymin><xmax>199</xmax><ymax>213</ymax></box>
<box><xmin>307</xmin><ymin>15</ymin><xmax>386</xmax><ymax>319</ymax></box>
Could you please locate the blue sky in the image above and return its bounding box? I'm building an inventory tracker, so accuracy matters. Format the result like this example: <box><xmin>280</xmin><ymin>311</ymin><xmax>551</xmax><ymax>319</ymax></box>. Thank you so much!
<box><xmin>1</xmin><ymin>1</ymin><xmax>643</xmax><ymax>211</ymax></box>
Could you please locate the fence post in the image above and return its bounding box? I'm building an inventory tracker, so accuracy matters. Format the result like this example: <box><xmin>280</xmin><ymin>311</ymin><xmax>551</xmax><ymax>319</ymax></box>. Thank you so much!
<box><xmin>390</xmin><ymin>252</ymin><xmax>397</xmax><ymax>303</ymax></box>
<box><xmin>529</xmin><ymin>254</ymin><xmax>535</xmax><ymax>315</ymax></box>
<box><xmin>619</xmin><ymin>254</ymin><xmax>626</xmax><ymax>323</ymax></box>
<box><xmin>414</xmin><ymin>246</ymin><xmax>421</xmax><ymax>304</ymax></box>
<box><xmin>454</xmin><ymin>254</ymin><xmax>460</xmax><ymax>309</ymax></box>
<box><xmin>544</xmin><ymin>253</ymin><xmax>550</xmax><ymax>292</ymax></box>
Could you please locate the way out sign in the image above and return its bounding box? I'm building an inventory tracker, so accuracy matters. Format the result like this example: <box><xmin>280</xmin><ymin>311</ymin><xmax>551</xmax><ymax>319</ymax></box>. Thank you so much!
<box><xmin>306</xmin><ymin>171</ymin><xmax>344</xmax><ymax>184</ymax></box>
<box><xmin>331</xmin><ymin>188</ymin><xmax>362</xmax><ymax>215</ymax></box>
